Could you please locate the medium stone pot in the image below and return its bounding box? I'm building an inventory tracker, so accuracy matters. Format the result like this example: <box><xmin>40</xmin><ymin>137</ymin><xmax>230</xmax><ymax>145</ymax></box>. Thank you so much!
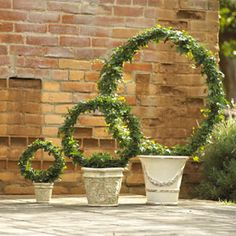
<box><xmin>82</xmin><ymin>167</ymin><xmax>124</xmax><ymax>206</ymax></box>
<box><xmin>139</xmin><ymin>155</ymin><xmax>189</xmax><ymax>205</ymax></box>
<box><xmin>33</xmin><ymin>182</ymin><xmax>54</xmax><ymax>203</ymax></box>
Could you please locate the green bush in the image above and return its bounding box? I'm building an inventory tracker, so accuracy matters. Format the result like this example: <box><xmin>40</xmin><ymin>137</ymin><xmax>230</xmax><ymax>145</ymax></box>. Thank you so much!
<box><xmin>82</xmin><ymin>152</ymin><xmax>127</xmax><ymax>168</ymax></box>
<box><xmin>197</xmin><ymin>118</ymin><xmax>236</xmax><ymax>201</ymax></box>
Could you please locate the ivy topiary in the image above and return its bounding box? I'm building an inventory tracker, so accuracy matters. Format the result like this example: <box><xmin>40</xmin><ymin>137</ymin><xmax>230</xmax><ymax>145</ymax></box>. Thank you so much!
<box><xmin>98</xmin><ymin>25</ymin><xmax>228</xmax><ymax>156</ymax></box>
<box><xmin>59</xmin><ymin>95</ymin><xmax>143</xmax><ymax>165</ymax></box>
<box><xmin>18</xmin><ymin>140</ymin><xmax>66</xmax><ymax>183</ymax></box>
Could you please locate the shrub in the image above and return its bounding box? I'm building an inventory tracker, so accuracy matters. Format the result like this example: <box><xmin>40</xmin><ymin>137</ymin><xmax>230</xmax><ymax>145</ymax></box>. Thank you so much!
<box><xmin>197</xmin><ymin>118</ymin><xmax>236</xmax><ymax>201</ymax></box>
<box><xmin>82</xmin><ymin>152</ymin><xmax>127</xmax><ymax>168</ymax></box>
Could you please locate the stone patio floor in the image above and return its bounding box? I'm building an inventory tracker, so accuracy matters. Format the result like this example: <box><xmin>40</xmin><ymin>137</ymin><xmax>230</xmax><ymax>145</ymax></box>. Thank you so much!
<box><xmin>0</xmin><ymin>195</ymin><xmax>235</xmax><ymax>236</ymax></box>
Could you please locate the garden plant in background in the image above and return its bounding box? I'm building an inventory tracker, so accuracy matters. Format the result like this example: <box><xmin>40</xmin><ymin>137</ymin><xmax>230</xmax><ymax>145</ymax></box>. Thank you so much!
<box><xmin>197</xmin><ymin>118</ymin><xmax>236</xmax><ymax>202</ymax></box>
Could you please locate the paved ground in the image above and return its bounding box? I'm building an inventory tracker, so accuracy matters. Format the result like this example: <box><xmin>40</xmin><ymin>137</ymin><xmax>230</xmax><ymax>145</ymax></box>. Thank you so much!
<box><xmin>0</xmin><ymin>195</ymin><xmax>235</xmax><ymax>236</ymax></box>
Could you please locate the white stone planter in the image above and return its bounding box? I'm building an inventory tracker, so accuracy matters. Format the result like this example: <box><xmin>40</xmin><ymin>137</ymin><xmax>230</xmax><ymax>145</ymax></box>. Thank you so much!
<box><xmin>82</xmin><ymin>167</ymin><xmax>124</xmax><ymax>206</ymax></box>
<box><xmin>33</xmin><ymin>183</ymin><xmax>54</xmax><ymax>203</ymax></box>
<box><xmin>139</xmin><ymin>155</ymin><xmax>189</xmax><ymax>205</ymax></box>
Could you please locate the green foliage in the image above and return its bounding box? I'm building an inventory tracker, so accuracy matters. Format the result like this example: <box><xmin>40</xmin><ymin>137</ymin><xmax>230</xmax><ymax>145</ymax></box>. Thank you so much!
<box><xmin>82</xmin><ymin>152</ymin><xmax>127</xmax><ymax>168</ymax></box>
<box><xmin>98</xmin><ymin>25</ymin><xmax>227</xmax><ymax>157</ymax></box>
<box><xmin>59</xmin><ymin>95</ymin><xmax>143</xmax><ymax>166</ymax></box>
<box><xmin>18</xmin><ymin>140</ymin><xmax>66</xmax><ymax>183</ymax></box>
<box><xmin>197</xmin><ymin>119</ymin><xmax>236</xmax><ymax>202</ymax></box>
<box><xmin>220</xmin><ymin>0</ymin><xmax>236</xmax><ymax>58</ymax></box>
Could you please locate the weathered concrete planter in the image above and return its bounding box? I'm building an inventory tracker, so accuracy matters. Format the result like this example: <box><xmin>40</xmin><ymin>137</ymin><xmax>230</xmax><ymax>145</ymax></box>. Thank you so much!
<box><xmin>33</xmin><ymin>183</ymin><xmax>54</xmax><ymax>203</ymax></box>
<box><xmin>82</xmin><ymin>167</ymin><xmax>124</xmax><ymax>206</ymax></box>
<box><xmin>139</xmin><ymin>155</ymin><xmax>189</xmax><ymax>205</ymax></box>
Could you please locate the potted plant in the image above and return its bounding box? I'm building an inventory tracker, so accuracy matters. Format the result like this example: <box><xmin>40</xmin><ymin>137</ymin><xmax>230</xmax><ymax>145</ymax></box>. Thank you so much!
<box><xmin>97</xmin><ymin>26</ymin><xmax>228</xmax><ymax>205</ymax></box>
<box><xmin>81</xmin><ymin>152</ymin><xmax>127</xmax><ymax>206</ymax></box>
<box><xmin>59</xmin><ymin>95</ymin><xmax>142</xmax><ymax>206</ymax></box>
<box><xmin>138</xmin><ymin>140</ymin><xmax>189</xmax><ymax>205</ymax></box>
<box><xmin>18</xmin><ymin>140</ymin><xmax>66</xmax><ymax>203</ymax></box>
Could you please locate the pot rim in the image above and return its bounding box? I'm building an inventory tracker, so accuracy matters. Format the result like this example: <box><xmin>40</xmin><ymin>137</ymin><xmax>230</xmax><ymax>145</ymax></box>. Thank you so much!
<box><xmin>138</xmin><ymin>155</ymin><xmax>189</xmax><ymax>160</ymax></box>
<box><xmin>81</xmin><ymin>167</ymin><xmax>124</xmax><ymax>172</ymax></box>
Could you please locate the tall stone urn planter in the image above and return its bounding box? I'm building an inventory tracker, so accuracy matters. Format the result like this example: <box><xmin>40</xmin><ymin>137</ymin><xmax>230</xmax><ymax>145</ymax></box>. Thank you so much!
<box><xmin>82</xmin><ymin>167</ymin><xmax>124</xmax><ymax>206</ymax></box>
<box><xmin>139</xmin><ymin>155</ymin><xmax>189</xmax><ymax>205</ymax></box>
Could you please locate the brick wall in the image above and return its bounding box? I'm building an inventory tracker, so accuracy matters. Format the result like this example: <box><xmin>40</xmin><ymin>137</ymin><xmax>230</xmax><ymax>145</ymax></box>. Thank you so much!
<box><xmin>0</xmin><ymin>0</ymin><xmax>219</xmax><ymax>196</ymax></box>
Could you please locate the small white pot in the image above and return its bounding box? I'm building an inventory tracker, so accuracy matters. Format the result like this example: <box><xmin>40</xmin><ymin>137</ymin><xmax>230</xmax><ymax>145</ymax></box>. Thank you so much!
<box><xmin>82</xmin><ymin>167</ymin><xmax>124</xmax><ymax>206</ymax></box>
<box><xmin>139</xmin><ymin>155</ymin><xmax>189</xmax><ymax>205</ymax></box>
<box><xmin>33</xmin><ymin>182</ymin><xmax>54</xmax><ymax>203</ymax></box>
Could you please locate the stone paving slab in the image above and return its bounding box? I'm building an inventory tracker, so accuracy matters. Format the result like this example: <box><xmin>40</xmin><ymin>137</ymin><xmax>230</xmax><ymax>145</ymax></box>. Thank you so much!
<box><xmin>0</xmin><ymin>195</ymin><xmax>235</xmax><ymax>236</ymax></box>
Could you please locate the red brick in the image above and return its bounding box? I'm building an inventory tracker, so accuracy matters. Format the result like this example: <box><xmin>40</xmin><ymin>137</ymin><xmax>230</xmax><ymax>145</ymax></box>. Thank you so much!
<box><xmin>0</xmin><ymin>10</ymin><xmax>27</xmax><ymax>21</ymax></box>
<box><xmin>112</xmin><ymin>28</ymin><xmax>140</xmax><ymax>38</ymax></box>
<box><xmin>47</xmin><ymin>1</ymin><xmax>80</xmax><ymax>14</ymax></box>
<box><xmin>100</xmin><ymin>139</ymin><xmax>116</xmax><ymax>149</ymax></box>
<box><xmin>100</xmin><ymin>0</ymin><xmax>115</xmax><ymax>3</ymax></box>
<box><xmin>179</xmin><ymin>0</ymin><xmax>208</xmax><ymax>10</ymax></box>
<box><xmin>92</xmin><ymin>38</ymin><xmax>111</xmax><ymax>47</ymax></box>
<box><xmin>75</xmin><ymin>48</ymin><xmax>106</xmax><ymax>60</ymax></box>
<box><xmin>24</xmin><ymin>57</ymin><xmax>58</xmax><ymax>69</ymax></box>
<box><xmin>51</xmin><ymin>70</ymin><xmax>69</xmax><ymax>80</ymax></box>
<box><xmin>114</xmin><ymin>6</ymin><xmax>143</xmax><ymax>16</ymax></box>
<box><xmin>94</xmin><ymin>16</ymin><xmax>125</xmax><ymax>27</ymax></box>
<box><xmin>0</xmin><ymin>34</ymin><xmax>23</xmax><ymax>44</ymax></box>
<box><xmin>83</xmin><ymin>138</ymin><xmax>99</xmax><ymax>148</ymax></box>
<box><xmin>85</xmin><ymin>72</ymin><xmax>100</xmax><ymax>82</ymax></box>
<box><xmin>61</xmin><ymin>82</ymin><xmax>96</xmax><ymax>93</ymax></box>
<box><xmin>10</xmin><ymin>46</ymin><xmax>45</xmax><ymax>57</ymax></box>
<box><xmin>43</xmin><ymin>81</ymin><xmax>60</xmax><ymax>91</ymax></box>
<box><xmin>0</xmin><ymin>0</ymin><xmax>11</xmax><ymax>8</ymax></box>
<box><xmin>0</xmin><ymin>56</ymin><xmax>10</xmax><ymax>66</ymax></box>
<box><xmin>80</xmin><ymin>26</ymin><xmax>111</xmax><ymax>37</ymax></box>
<box><xmin>0</xmin><ymin>79</ymin><xmax>7</xmax><ymax>88</ymax></box>
<box><xmin>15</xmin><ymin>23</ymin><xmax>47</xmax><ymax>33</ymax></box>
<box><xmin>42</xmin><ymin>92</ymin><xmax>72</xmax><ymax>103</ymax></box>
<box><xmin>148</xmin><ymin>0</ymin><xmax>163</xmax><ymax>7</ymax></box>
<box><xmin>45</xmin><ymin>47</ymin><xmax>74</xmax><ymax>58</ymax></box>
<box><xmin>49</xmin><ymin>24</ymin><xmax>79</xmax><ymax>35</ymax></box>
<box><xmin>29</xmin><ymin>12</ymin><xmax>60</xmax><ymax>23</ymax></box>
<box><xmin>92</xmin><ymin>60</ymin><xmax>104</xmax><ymax>71</ymax></box>
<box><xmin>133</xmin><ymin>0</ymin><xmax>147</xmax><ymax>5</ymax></box>
<box><xmin>78</xmin><ymin>116</ymin><xmax>106</xmax><ymax>126</ymax></box>
<box><xmin>9</xmin><ymin>78</ymin><xmax>41</xmax><ymax>89</ymax></box>
<box><xmin>125</xmin><ymin>17</ymin><xmax>155</xmax><ymax>28</ymax></box>
<box><xmin>23</xmin><ymin>103</ymin><xmax>41</xmax><ymax>114</ymax></box>
<box><xmin>16</xmin><ymin>68</ymin><xmax>50</xmax><ymax>79</ymax></box>
<box><xmin>62</xmin><ymin>15</ymin><xmax>93</xmax><ymax>25</ymax></box>
<box><xmin>69</xmin><ymin>71</ymin><xmax>84</xmax><ymax>81</ymax></box>
<box><xmin>44</xmin><ymin>114</ymin><xmax>64</xmax><ymax>125</ymax></box>
<box><xmin>74</xmin><ymin>127</ymin><xmax>92</xmax><ymax>138</ymax></box>
<box><xmin>0</xmin><ymin>46</ymin><xmax>7</xmax><ymax>55</ymax></box>
<box><xmin>60</xmin><ymin>37</ymin><xmax>90</xmax><ymax>47</ymax></box>
<box><xmin>117</xmin><ymin>0</ymin><xmax>131</xmax><ymax>4</ymax></box>
<box><xmin>93</xmin><ymin>127</ymin><xmax>111</xmax><ymax>138</ymax></box>
<box><xmin>27</xmin><ymin>36</ymin><xmax>58</xmax><ymax>46</ymax></box>
<box><xmin>13</xmin><ymin>0</ymin><xmax>46</xmax><ymax>10</ymax></box>
<box><xmin>0</xmin><ymin>22</ymin><xmax>13</xmax><ymax>32</ymax></box>
<box><xmin>124</xmin><ymin>63</ymin><xmax>153</xmax><ymax>72</ymax></box>
<box><xmin>59</xmin><ymin>59</ymin><xmax>91</xmax><ymax>70</ymax></box>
